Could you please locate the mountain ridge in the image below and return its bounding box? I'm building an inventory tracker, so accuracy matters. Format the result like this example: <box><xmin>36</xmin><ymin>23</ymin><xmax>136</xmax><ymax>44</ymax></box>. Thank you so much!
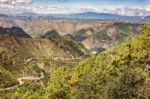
<box><xmin>0</xmin><ymin>12</ymin><xmax>149</xmax><ymax>22</ymax></box>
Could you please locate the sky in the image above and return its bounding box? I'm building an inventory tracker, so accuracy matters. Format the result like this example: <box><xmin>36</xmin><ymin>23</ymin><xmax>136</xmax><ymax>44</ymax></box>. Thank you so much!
<box><xmin>0</xmin><ymin>0</ymin><xmax>150</xmax><ymax>16</ymax></box>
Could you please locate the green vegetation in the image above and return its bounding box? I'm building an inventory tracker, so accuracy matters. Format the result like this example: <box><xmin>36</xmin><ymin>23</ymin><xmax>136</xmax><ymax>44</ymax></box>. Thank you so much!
<box><xmin>94</xmin><ymin>31</ymin><xmax>112</xmax><ymax>40</ymax></box>
<box><xmin>43</xmin><ymin>25</ymin><xmax>149</xmax><ymax>99</ymax></box>
<box><xmin>0</xmin><ymin>34</ymin><xmax>84</xmax><ymax>89</ymax></box>
<box><xmin>64</xmin><ymin>23</ymin><xmax>141</xmax><ymax>54</ymax></box>
<box><xmin>0</xmin><ymin>65</ymin><xmax>17</xmax><ymax>88</ymax></box>
<box><xmin>0</xmin><ymin>25</ymin><xmax>150</xmax><ymax>99</ymax></box>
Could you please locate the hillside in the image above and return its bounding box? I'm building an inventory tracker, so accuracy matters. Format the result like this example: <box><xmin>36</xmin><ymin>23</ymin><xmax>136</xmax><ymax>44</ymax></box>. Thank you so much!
<box><xmin>0</xmin><ymin>17</ymin><xmax>147</xmax><ymax>99</ymax></box>
<box><xmin>0</xmin><ymin>16</ymin><xmax>142</xmax><ymax>54</ymax></box>
<box><xmin>43</xmin><ymin>25</ymin><xmax>150</xmax><ymax>99</ymax></box>
<box><xmin>65</xmin><ymin>22</ymin><xmax>141</xmax><ymax>53</ymax></box>
<box><xmin>1</xmin><ymin>25</ymin><xmax>149</xmax><ymax>99</ymax></box>
<box><xmin>0</xmin><ymin>27</ymin><xmax>31</xmax><ymax>38</ymax></box>
<box><xmin>0</xmin><ymin>13</ymin><xmax>143</xmax><ymax>53</ymax></box>
<box><xmin>0</xmin><ymin>33</ymin><xmax>84</xmax><ymax>88</ymax></box>
<box><xmin>0</xmin><ymin>16</ymin><xmax>141</xmax><ymax>37</ymax></box>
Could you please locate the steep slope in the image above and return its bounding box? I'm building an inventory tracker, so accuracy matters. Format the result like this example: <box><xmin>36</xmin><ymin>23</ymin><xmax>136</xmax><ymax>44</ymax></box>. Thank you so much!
<box><xmin>0</xmin><ymin>35</ymin><xmax>32</xmax><ymax>88</ymax></box>
<box><xmin>0</xmin><ymin>16</ymin><xmax>141</xmax><ymax>37</ymax></box>
<box><xmin>0</xmin><ymin>16</ymin><xmax>142</xmax><ymax>54</ymax></box>
<box><xmin>0</xmin><ymin>33</ymin><xmax>84</xmax><ymax>88</ymax></box>
<box><xmin>5</xmin><ymin>24</ymin><xmax>144</xmax><ymax>98</ymax></box>
<box><xmin>0</xmin><ymin>64</ymin><xmax>17</xmax><ymax>88</ymax></box>
<box><xmin>66</xmin><ymin>23</ymin><xmax>141</xmax><ymax>53</ymax></box>
<box><xmin>0</xmin><ymin>26</ymin><xmax>149</xmax><ymax>99</ymax></box>
<box><xmin>44</xmin><ymin>25</ymin><xmax>150</xmax><ymax>99</ymax></box>
<box><xmin>0</xmin><ymin>27</ymin><xmax>31</xmax><ymax>38</ymax></box>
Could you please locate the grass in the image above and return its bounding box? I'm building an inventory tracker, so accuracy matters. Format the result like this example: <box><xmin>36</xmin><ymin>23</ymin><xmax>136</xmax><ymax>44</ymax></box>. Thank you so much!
<box><xmin>0</xmin><ymin>65</ymin><xmax>17</xmax><ymax>88</ymax></box>
<box><xmin>93</xmin><ymin>31</ymin><xmax>112</xmax><ymax>40</ymax></box>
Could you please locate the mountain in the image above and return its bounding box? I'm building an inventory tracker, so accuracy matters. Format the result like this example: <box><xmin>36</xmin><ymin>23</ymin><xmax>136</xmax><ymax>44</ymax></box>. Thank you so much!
<box><xmin>0</xmin><ymin>15</ymin><xmax>142</xmax><ymax>54</ymax></box>
<box><xmin>43</xmin><ymin>25</ymin><xmax>150</xmax><ymax>99</ymax></box>
<box><xmin>0</xmin><ymin>27</ymin><xmax>31</xmax><ymax>38</ymax></box>
<box><xmin>15</xmin><ymin>12</ymin><xmax>39</xmax><ymax>17</ymax></box>
<box><xmin>0</xmin><ymin>11</ymin><xmax>149</xmax><ymax>98</ymax></box>
<box><xmin>3</xmin><ymin>12</ymin><xmax>148</xmax><ymax>22</ymax></box>
<box><xmin>65</xmin><ymin>22</ymin><xmax>141</xmax><ymax>54</ymax></box>
<box><xmin>0</xmin><ymin>32</ymin><xmax>85</xmax><ymax>88</ymax></box>
<box><xmin>66</xmin><ymin>12</ymin><xmax>144</xmax><ymax>22</ymax></box>
<box><xmin>143</xmin><ymin>16</ymin><xmax>150</xmax><ymax>22</ymax></box>
<box><xmin>0</xmin><ymin>14</ymin><xmax>9</xmax><ymax>17</ymax></box>
<box><xmin>3</xmin><ymin>24</ymin><xmax>149</xmax><ymax>99</ymax></box>
<box><xmin>67</xmin><ymin>12</ymin><xmax>123</xmax><ymax>20</ymax></box>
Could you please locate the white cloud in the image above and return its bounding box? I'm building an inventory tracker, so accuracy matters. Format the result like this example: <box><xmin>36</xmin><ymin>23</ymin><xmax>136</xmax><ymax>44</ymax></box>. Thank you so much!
<box><xmin>0</xmin><ymin>2</ymin><xmax>150</xmax><ymax>16</ymax></box>
<box><xmin>31</xmin><ymin>5</ymin><xmax>150</xmax><ymax>16</ymax></box>
<box><xmin>0</xmin><ymin>0</ymin><xmax>32</xmax><ymax>5</ymax></box>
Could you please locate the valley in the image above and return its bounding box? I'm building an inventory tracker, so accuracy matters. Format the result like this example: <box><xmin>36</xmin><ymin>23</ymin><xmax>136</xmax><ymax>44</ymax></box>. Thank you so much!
<box><xmin>0</xmin><ymin>15</ymin><xmax>149</xmax><ymax>99</ymax></box>
<box><xmin>0</xmin><ymin>15</ymin><xmax>142</xmax><ymax>53</ymax></box>
<box><xmin>0</xmin><ymin>0</ymin><xmax>150</xmax><ymax>98</ymax></box>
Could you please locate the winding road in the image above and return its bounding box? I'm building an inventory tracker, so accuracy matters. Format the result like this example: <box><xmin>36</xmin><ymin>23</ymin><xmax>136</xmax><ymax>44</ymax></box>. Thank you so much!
<box><xmin>0</xmin><ymin>56</ymin><xmax>82</xmax><ymax>91</ymax></box>
<box><xmin>0</xmin><ymin>72</ymin><xmax>44</xmax><ymax>91</ymax></box>
<box><xmin>26</xmin><ymin>56</ymin><xmax>82</xmax><ymax>64</ymax></box>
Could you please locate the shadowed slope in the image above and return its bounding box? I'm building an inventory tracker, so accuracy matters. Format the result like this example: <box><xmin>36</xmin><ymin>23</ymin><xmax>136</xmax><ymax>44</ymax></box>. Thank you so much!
<box><xmin>0</xmin><ymin>27</ymin><xmax>31</xmax><ymax>38</ymax></box>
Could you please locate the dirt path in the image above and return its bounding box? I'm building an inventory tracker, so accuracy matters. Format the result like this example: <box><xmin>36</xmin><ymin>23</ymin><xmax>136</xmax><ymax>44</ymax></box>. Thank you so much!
<box><xmin>0</xmin><ymin>85</ymin><xmax>19</xmax><ymax>91</ymax></box>
<box><xmin>0</xmin><ymin>72</ymin><xmax>44</xmax><ymax>91</ymax></box>
<box><xmin>0</xmin><ymin>56</ymin><xmax>82</xmax><ymax>91</ymax></box>
<box><xmin>26</xmin><ymin>57</ymin><xmax>82</xmax><ymax>63</ymax></box>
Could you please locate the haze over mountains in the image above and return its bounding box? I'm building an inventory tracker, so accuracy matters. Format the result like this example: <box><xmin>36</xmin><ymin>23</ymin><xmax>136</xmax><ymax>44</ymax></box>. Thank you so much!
<box><xmin>0</xmin><ymin>0</ymin><xmax>150</xmax><ymax>99</ymax></box>
<box><xmin>0</xmin><ymin>12</ymin><xmax>142</xmax><ymax>54</ymax></box>
<box><xmin>1</xmin><ymin>12</ymin><xmax>149</xmax><ymax>23</ymax></box>
<box><xmin>0</xmin><ymin>0</ymin><xmax>150</xmax><ymax>98</ymax></box>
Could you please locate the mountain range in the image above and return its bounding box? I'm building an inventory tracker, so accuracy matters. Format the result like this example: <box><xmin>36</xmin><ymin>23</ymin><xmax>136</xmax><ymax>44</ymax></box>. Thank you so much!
<box><xmin>0</xmin><ymin>8</ymin><xmax>150</xmax><ymax>98</ymax></box>
<box><xmin>5</xmin><ymin>12</ymin><xmax>149</xmax><ymax>23</ymax></box>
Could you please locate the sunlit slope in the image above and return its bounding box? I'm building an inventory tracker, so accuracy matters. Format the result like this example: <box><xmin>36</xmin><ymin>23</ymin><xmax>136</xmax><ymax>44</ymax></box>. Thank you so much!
<box><xmin>0</xmin><ymin>34</ymin><xmax>84</xmax><ymax>87</ymax></box>
<box><xmin>45</xmin><ymin>25</ymin><xmax>150</xmax><ymax>99</ymax></box>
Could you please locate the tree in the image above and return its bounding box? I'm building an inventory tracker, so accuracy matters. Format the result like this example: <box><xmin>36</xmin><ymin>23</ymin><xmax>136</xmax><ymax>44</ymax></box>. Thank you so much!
<box><xmin>45</xmin><ymin>66</ymin><xmax>71</xmax><ymax>99</ymax></box>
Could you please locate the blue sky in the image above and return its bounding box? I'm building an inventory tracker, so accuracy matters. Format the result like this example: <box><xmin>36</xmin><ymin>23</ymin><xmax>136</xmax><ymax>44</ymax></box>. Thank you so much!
<box><xmin>0</xmin><ymin>0</ymin><xmax>149</xmax><ymax>16</ymax></box>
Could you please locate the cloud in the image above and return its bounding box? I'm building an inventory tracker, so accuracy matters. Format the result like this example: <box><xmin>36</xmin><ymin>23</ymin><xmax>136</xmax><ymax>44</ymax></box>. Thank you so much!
<box><xmin>0</xmin><ymin>0</ymin><xmax>32</xmax><ymax>5</ymax></box>
<box><xmin>31</xmin><ymin>5</ymin><xmax>150</xmax><ymax>16</ymax></box>
<box><xmin>0</xmin><ymin>2</ymin><xmax>149</xmax><ymax>16</ymax></box>
<box><xmin>123</xmin><ymin>7</ymin><xmax>150</xmax><ymax>16</ymax></box>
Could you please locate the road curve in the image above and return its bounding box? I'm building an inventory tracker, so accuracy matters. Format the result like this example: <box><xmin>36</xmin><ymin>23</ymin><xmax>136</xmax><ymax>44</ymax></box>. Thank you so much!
<box><xmin>0</xmin><ymin>72</ymin><xmax>44</xmax><ymax>91</ymax></box>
